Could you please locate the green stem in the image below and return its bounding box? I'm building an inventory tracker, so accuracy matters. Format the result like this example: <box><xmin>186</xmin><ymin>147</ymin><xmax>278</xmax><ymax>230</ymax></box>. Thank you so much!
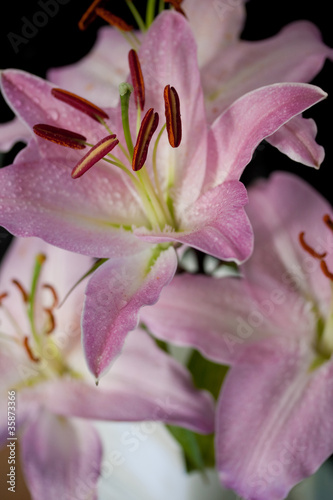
<box><xmin>125</xmin><ymin>0</ymin><xmax>147</xmax><ymax>32</ymax></box>
<box><xmin>152</xmin><ymin>123</ymin><xmax>174</xmax><ymax>226</ymax></box>
<box><xmin>146</xmin><ymin>0</ymin><xmax>157</xmax><ymax>27</ymax></box>
<box><xmin>119</xmin><ymin>83</ymin><xmax>134</xmax><ymax>158</ymax></box>
<box><xmin>27</xmin><ymin>254</ymin><xmax>46</xmax><ymax>346</ymax></box>
<box><xmin>158</xmin><ymin>0</ymin><xmax>165</xmax><ymax>14</ymax></box>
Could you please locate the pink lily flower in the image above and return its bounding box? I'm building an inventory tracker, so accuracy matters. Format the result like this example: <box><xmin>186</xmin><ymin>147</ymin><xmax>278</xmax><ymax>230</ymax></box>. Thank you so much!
<box><xmin>141</xmin><ymin>171</ymin><xmax>333</xmax><ymax>499</ymax></box>
<box><xmin>0</xmin><ymin>236</ymin><xmax>215</xmax><ymax>500</ymax></box>
<box><xmin>0</xmin><ymin>12</ymin><xmax>326</xmax><ymax>379</ymax></box>
<box><xmin>42</xmin><ymin>2</ymin><xmax>333</xmax><ymax>168</ymax></box>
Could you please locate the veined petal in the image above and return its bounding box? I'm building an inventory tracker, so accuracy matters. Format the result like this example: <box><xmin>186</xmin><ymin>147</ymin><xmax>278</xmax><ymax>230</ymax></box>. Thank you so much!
<box><xmin>135</xmin><ymin>181</ymin><xmax>253</xmax><ymax>264</ymax></box>
<box><xmin>203</xmin><ymin>20</ymin><xmax>333</xmax><ymax>122</ymax></box>
<box><xmin>0</xmin><ymin>117</ymin><xmax>31</xmax><ymax>152</ymax></box>
<box><xmin>0</xmin><ymin>70</ymin><xmax>107</xmax><ymax>143</ymax></box>
<box><xmin>0</xmin><ymin>145</ymin><xmax>150</xmax><ymax>258</ymax></box>
<box><xmin>48</xmin><ymin>27</ymin><xmax>134</xmax><ymax>107</ymax></box>
<box><xmin>139</xmin><ymin>11</ymin><xmax>207</xmax><ymax>210</ymax></box>
<box><xmin>182</xmin><ymin>0</ymin><xmax>247</xmax><ymax>66</ymax></box>
<box><xmin>206</xmin><ymin>83</ymin><xmax>327</xmax><ymax>187</ymax></box>
<box><xmin>82</xmin><ymin>246</ymin><xmax>178</xmax><ymax>379</ymax></box>
<box><xmin>25</xmin><ymin>329</ymin><xmax>214</xmax><ymax>434</ymax></box>
<box><xmin>21</xmin><ymin>410</ymin><xmax>102</xmax><ymax>500</ymax></box>
<box><xmin>266</xmin><ymin>115</ymin><xmax>324</xmax><ymax>168</ymax></box>
<box><xmin>216</xmin><ymin>338</ymin><xmax>333</xmax><ymax>500</ymax></box>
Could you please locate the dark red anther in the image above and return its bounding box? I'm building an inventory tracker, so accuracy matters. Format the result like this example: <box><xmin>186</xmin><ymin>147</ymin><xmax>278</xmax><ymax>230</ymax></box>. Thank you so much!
<box><xmin>78</xmin><ymin>0</ymin><xmax>107</xmax><ymax>31</ymax></box>
<box><xmin>128</xmin><ymin>49</ymin><xmax>145</xmax><ymax>111</ymax></box>
<box><xmin>51</xmin><ymin>88</ymin><xmax>109</xmax><ymax>122</ymax></box>
<box><xmin>298</xmin><ymin>232</ymin><xmax>327</xmax><ymax>260</ymax></box>
<box><xmin>96</xmin><ymin>7</ymin><xmax>134</xmax><ymax>31</ymax></box>
<box><xmin>164</xmin><ymin>85</ymin><xmax>182</xmax><ymax>148</ymax></box>
<box><xmin>132</xmin><ymin>108</ymin><xmax>159</xmax><ymax>171</ymax></box>
<box><xmin>0</xmin><ymin>292</ymin><xmax>8</xmax><ymax>305</ymax></box>
<box><xmin>164</xmin><ymin>0</ymin><xmax>186</xmax><ymax>17</ymax></box>
<box><xmin>23</xmin><ymin>336</ymin><xmax>40</xmax><ymax>363</ymax></box>
<box><xmin>42</xmin><ymin>284</ymin><xmax>59</xmax><ymax>309</ymax></box>
<box><xmin>12</xmin><ymin>279</ymin><xmax>29</xmax><ymax>303</ymax></box>
<box><xmin>71</xmin><ymin>134</ymin><xmax>119</xmax><ymax>179</ymax></box>
<box><xmin>44</xmin><ymin>308</ymin><xmax>56</xmax><ymax>335</ymax></box>
<box><xmin>320</xmin><ymin>260</ymin><xmax>333</xmax><ymax>281</ymax></box>
<box><xmin>323</xmin><ymin>214</ymin><xmax>333</xmax><ymax>232</ymax></box>
<box><xmin>33</xmin><ymin>124</ymin><xmax>87</xmax><ymax>150</ymax></box>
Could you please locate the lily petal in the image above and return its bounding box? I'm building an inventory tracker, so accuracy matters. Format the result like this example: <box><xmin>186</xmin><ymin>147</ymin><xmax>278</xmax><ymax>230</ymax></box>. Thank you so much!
<box><xmin>207</xmin><ymin>83</ymin><xmax>327</xmax><ymax>186</ymax></box>
<box><xmin>83</xmin><ymin>246</ymin><xmax>178</xmax><ymax>378</ymax></box>
<box><xmin>0</xmin><ymin>144</ymin><xmax>150</xmax><ymax>258</ymax></box>
<box><xmin>139</xmin><ymin>11</ymin><xmax>208</xmax><ymax>210</ymax></box>
<box><xmin>216</xmin><ymin>338</ymin><xmax>333</xmax><ymax>500</ymax></box>
<box><xmin>21</xmin><ymin>410</ymin><xmax>102</xmax><ymax>500</ymax></box>
<box><xmin>25</xmin><ymin>329</ymin><xmax>215</xmax><ymax>434</ymax></box>
<box><xmin>0</xmin><ymin>117</ymin><xmax>31</xmax><ymax>152</ymax></box>
<box><xmin>203</xmin><ymin>20</ymin><xmax>333</xmax><ymax>121</ymax></box>
<box><xmin>182</xmin><ymin>0</ymin><xmax>247</xmax><ymax>66</ymax></box>
<box><xmin>136</xmin><ymin>181</ymin><xmax>253</xmax><ymax>264</ymax></box>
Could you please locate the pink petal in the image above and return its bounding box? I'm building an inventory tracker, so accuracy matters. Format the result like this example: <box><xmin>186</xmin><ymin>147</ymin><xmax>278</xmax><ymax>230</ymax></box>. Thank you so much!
<box><xmin>83</xmin><ymin>246</ymin><xmax>178</xmax><ymax>379</ymax></box>
<box><xmin>21</xmin><ymin>410</ymin><xmax>102</xmax><ymax>500</ymax></box>
<box><xmin>245</xmin><ymin>172</ymin><xmax>333</xmax><ymax>316</ymax></box>
<box><xmin>0</xmin><ymin>144</ymin><xmax>150</xmax><ymax>258</ymax></box>
<box><xmin>183</xmin><ymin>0</ymin><xmax>247</xmax><ymax>66</ymax></box>
<box><xmin>266</xmin><ymin>115</ymin><xmax>325</xmax><ymax>168</ymax></box>
<box><xmin>0</xmin><ymin>70</ymin><xmax>107</xmax><ymax>143</ymax></box>
<box><xmin>203</xmin><ymin>20</ymin><xmax>333</xmax><ymax>122</ymax></box>
<box><xmin>207</xmin><ymin>83</ymin><xmax>327</xmax><ymax>186</ymax></box>
<box><xmin>216</xmin><ymin>338</ymin><xmax>333</xmax><ymax>500</ymax></box>
<box><xmin>136</xmin><ymin>181</ymin><xmax>253</xmax><ymax>264</ymax></box>
<box><xmin>48</xmin><ymin>27</ymin><xmax>132</xmax><ymax>108</ymax></box>
<box><xmin>139</xmin><ymin>11</ymin><xmax>208</xmax><ymax>210</ymax></box>
<box><xmin>0</xmin><ymin>117</ymin><xmax>31</xmax><ymax>152</ymax></box>
<box><xmin>25</xmin><ymin>329</ymin><xmax>215</xmax><ymax>434</ymax></box>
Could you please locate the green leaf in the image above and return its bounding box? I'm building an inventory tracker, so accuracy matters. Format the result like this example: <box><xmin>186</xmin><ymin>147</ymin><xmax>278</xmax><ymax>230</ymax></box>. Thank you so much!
<box><xmin>188</xmin><ymin>349</ymin><xmax>229</xmax><ymax>400</ymax></box>
<box><xmin>166</xmin><ymin>425</ymin><xmax>207</xmax><ymax>473</ymax></box>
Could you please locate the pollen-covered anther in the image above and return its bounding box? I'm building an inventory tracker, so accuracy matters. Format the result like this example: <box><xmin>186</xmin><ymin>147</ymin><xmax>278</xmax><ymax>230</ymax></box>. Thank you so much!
<box><xmin>132</xmin><ymin>108</ymin><xmax>159</xmax><ymax>171</ymax></box>
<box><xmin>164</xmin><ymin>85</ymin><xmax>182</xmax><ymax>148</ymax></box>
<box><xmin>0</xmin><ymin>292</ymin><xmax>8</xmax><ymax>305</ymax></box>
<box><xmin>320</xmin><ymin>260</ymin><xmax>333</xmax><ymax>281</ymax></box>
<box><xmin>43</xmin><ymin>307</ymin><xmax>56</xmax><ymax>335</ymax></box>
<box><xmin>12</xmin><ymin>279</ymin><xmax>29</xmax><ymax>303</ymax></box>
<box><xmin>33</xmin><ymin>124</ymin><xmax>87</xmax><ymax>150</ymax></box>
<box><xmin>95</xmin><ymin>7</ymin><xmax>134</xmax><ymax>31</ymax></box>
<box><xmin>78</xmin><ymin>0</ymin><xmax>107</xmax><ymax>30</ymax></box>
<box><xmin>72</xmin><ymin>135</ymin><xmax>119</xmax><ymax>179</ymax></box>
<box><xmin>128</xmin><ymin>49</ymin><xmax>145</xmax><ymax>111</ymax></box>
<box><xmin>23</xmin><ymin>336</ymin><xmax>40</xmax><ymax>363</ymax></box>
<box><xmin>323</xmin><ymin>214</ymin><xmax>333</xmax><ymax>232</ymax></box>
<box><xmin>299</xmin><ymin>231</ymin><xmax>327</xmax><ymax>259</ymax></box>
<box><xmin>51</xmin><ymin>88</ymin><xmax>109</xmax><ymax>122</ymax></box>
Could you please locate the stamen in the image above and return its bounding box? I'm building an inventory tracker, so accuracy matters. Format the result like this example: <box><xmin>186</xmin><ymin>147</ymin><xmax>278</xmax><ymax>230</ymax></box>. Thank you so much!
<box><xmin>323</xmin><ymin>214</ymin><xmax>333</xmax><ymax>232</ymax></box>
<box><xmin>164</xmin><ymin>85</ymin><xmax>182</xmax><ymax>148</ymax></box>
<box><xmin>43</xmin><ymin>308</ymin><xmax>56</xmax><ymax>335</ymax></box>
<box><xmin>320</xmin><ymin>260</ymin><xmax>333</xmax><ymax>281</ymax></box>
<box><xmin>12</xmin><ymin>279</ymin><xmax>29</xmax><ymax>303</ymax></box>
<box><xmin>164</xmin><ymin>0</ymin><xmax>186</xmax><ymax>16</ymax></box>
<box><xmin>33</xmin><ymin>124</ymin><xmax>87</xmax><ymax>150</ymax></box>
<box><xmin>51</xmin><ymin>88</ymin><xmax>109</xmax><ymax>122</ymax></box>
<box><xmin>23</xmin><ymin>336</ymin><xmax>40</xmax><ymax>363</ymax></box>
<box><xmin>42</xmin><ymin>284</ymin><xmax>59</xmax><ymax>309</ymax></box>
<box><xmin>299</xmin><ymin>231</ymin><xmax>327</xmax><ymax>259</ymax></box>
<box><xmin>0</xmin><ymin>292</ymin><xmax>8</xmax><ymax>305</ymax></box>
<box><xmin>132</xmin><ymin>108</ymin><xmax>159</xmax><ymax>171</ymax></box>
<box><xmin>72</xmin><ymin>135</ymin><xmax>119</xmax><ymax>179</ymax></box>
<box><xmin>128</xmin><ymin>49</ymin><xmax>145</xmax><ymax>111</ymax></box>
<box><xmin>78</xmin><ymin>0</ymin><xmax>106</xmax><ymax>31</ymax></box>
<box><xmin>95</xmin><ymin>7</ymin><xmax>134</xmax><ymax>31</ymax></box>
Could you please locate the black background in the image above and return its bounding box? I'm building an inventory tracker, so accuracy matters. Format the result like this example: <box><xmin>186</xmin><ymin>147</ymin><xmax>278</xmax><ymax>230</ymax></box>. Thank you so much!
<box><xmin>0</xmin><ymin>0</ymin><xmax>333</xmax><ymax>260</ymax></box>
